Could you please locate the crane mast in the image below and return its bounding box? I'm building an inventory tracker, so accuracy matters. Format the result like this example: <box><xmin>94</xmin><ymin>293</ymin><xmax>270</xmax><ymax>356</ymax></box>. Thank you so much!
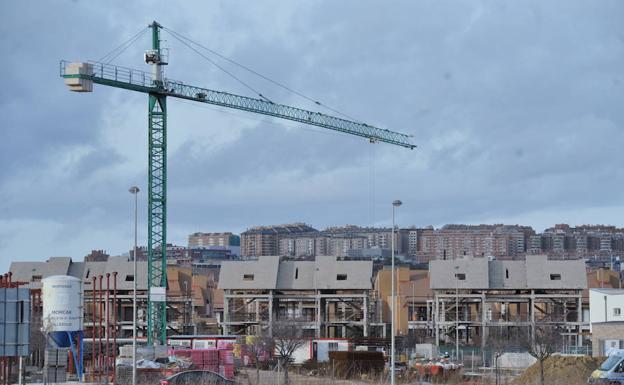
<box><xmin>61</xmin><ymin>21</ymin><xmax>415</xmax><ymax>345</ymax></box>
<box><xmin>146</xmin><ymin>22</ymin><xmax>167</xmax><ymax>345</ymax></box>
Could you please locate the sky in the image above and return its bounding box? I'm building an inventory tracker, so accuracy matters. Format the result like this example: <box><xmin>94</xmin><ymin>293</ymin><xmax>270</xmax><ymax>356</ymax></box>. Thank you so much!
<box><xmin>0</xmin><ymin>1</ymin><xmax>623</xmax><ymax>272</ymax></box>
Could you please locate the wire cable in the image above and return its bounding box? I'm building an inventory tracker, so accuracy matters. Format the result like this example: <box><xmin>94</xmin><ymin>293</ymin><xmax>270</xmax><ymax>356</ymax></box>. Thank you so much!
<box><xmin>162</xmin><ymin>26</ymin><xmax>363</xmax><ymax>123</ymax></box>
<box><xmin>98</xmin><ymin>27</ymin><xmax>149</xmax><ymax>64</ymax></box>
<box><xmin>104</xmin><ymin>29</ymin><xmax>149</xmax><ymax>64</ymax></box>
<box><xmin>165</xmin><ymin>30</ymin><xmax>274</xmax><ymax>103</ymax></box>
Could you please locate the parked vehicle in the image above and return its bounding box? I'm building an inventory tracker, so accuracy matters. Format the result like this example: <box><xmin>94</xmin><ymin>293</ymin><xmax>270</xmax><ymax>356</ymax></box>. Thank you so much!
<box><xmin>160</xmin><ymin>370</ymin><xmax>235</xmax><ymax>385</ymax></box>
<box><xmin>589</xmin><ymin>350</ymin><xmax>624</xmax><ymax>384</ymax></box>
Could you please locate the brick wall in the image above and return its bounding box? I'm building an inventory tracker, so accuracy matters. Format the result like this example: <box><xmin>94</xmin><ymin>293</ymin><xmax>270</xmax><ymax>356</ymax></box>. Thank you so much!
<box><xmin>591</xmin><ymin>322</ymin><xmax>624</xmax><ymax>356</ymax></box>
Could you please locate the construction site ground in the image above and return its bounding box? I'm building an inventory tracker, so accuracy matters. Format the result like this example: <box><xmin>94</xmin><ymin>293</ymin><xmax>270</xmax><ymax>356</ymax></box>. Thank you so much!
<box><xmin>238</xmin><ymin>355</ymin><xmax>605</xmax><ymax>385</ymax></box>
<box><xmin>511</xmin><ymin>355</ymin><xmax>604</xmax><ymax>385</ymax></box>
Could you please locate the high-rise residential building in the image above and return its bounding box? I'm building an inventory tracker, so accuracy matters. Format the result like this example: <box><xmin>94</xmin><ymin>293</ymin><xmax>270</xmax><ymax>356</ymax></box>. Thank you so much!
<box><xmin>275</xmin><ymin>225</ymin><xmax>407</xmax><ymax>259</ymax></box>
<box><xmin>188</xmin><ymin>232</ymin><xmax>240</xmax><ymax>248</ymax></box>
<box><xmin>240</xmin><ymin>223</ymin><xmax>318</xmax><ymax>258</ymax></box>
<box><xmin>539</xmin><ymin>224</ymin><xmax>624</xmax><ymax>258</ymax></box>
<box><xmin>414</xmin><ymin>224</ymin><xmax>535</xmax><ymax>261</ymax></box>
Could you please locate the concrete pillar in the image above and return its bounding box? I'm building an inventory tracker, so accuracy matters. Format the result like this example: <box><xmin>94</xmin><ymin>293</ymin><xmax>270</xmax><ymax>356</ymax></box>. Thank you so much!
<box><xmin>434</xmin><ymin>295</ymin><xmax>440</xmax><ymax>348</ymax></box>
<box><xmin>577</xmin><ymin>294</ymin><xmax>583</xmax><ymax>347</ymax></box>
<box><xmin>530</xmin><ymin>290</ymin><xmax>535</xmax><ymax>343</ymax></box>
<box><xmin>223</xmin><ymin>294</ymin><xmax>230</xmax><ymax>335</ymax></box>
<box><xmin>363</xmin><ymin>295</ymin><xmax>368</xmax><ymax>337</ymax></box>
<box><xmin>481</xmin><ymin>292</ymin><xmax>487</xmax><ymax>350</ymax></box>
<box><xmin>268</xmin><ymin>291</ymin><xmax>273</xmax><ymax>337</ymax></box>
<box><xmin>316</xmin><ymin>292</ymin><xmax>321</xmax><ymax>338</ymax></box>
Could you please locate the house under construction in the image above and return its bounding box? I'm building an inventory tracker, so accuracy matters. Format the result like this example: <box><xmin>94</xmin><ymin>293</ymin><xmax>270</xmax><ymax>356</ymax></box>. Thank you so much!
<box><xmin>428</xmin><ymin>255</ymin><xmax>588</xmax><ymax>349</ymax></box>
<box><xmin>218</xmin><ymin>256</ymin><xmax>385</xmax><ymax>338</ymax></box>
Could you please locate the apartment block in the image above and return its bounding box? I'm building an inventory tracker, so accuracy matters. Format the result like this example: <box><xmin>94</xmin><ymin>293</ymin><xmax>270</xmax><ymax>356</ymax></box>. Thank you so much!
<box><xmin>429</xmin><ymin>255</ymin><xmax>588</xmax><ymax>349</ymax></box>
<box><xmin>240</xmin><ymin>223</ymin><xmax>318</xmax><ymax>258</ymax></box>
<box><xmin>276</xmin><ymin>225</ymin><xmax>406</xmax><ymax>259</ymax></box>
<box><xmin>218</xmin><ymin>255</ymin><xmax>384</xmax><ymax>338</ymax></box>
<box><xmin>188</xmin><ymin>232</ymin><xmax>240</xmax><ymax>248</ymax></box>
<box><xmin>537</xmin><ymin>224</ymin><xmax>624</xmax><ymax>258</ymax></box>
<box><xmin>415</xmin><ymin>224</ymin><xmax>534</xmax><ymax>261</ymax></box>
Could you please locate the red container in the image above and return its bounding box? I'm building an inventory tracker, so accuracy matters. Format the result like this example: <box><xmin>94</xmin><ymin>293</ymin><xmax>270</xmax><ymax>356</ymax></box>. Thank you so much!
<box><xmin>219</xmin><ymin>364</ymin><xmax>234</xmax><ymax>380</ymax></box>
<box><xmin>219</xmin><ymin>350</ymin><xmax>234</xmax><ymax>365</ymax></box>
<box><xmin>216</xmin><ymin>340</ymin><xmax>234</xmax><ymax>349</ymax></box>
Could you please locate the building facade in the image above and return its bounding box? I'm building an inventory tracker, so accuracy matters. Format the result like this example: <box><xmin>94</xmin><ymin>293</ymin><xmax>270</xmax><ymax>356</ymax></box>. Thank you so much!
<box><xmin>429</xmin><ymin>255</ymin><xmax>588</xmax><ymax>350</ymax></box>
<box><xmin>414</xmin><ymin>224</ymin><xmax>534</xmax><ymax>262</ymax></box>
<box><xmin>218</xmin><ymin>256</ymin><xmax>385</xmax><ymax>338</ymax></box>
<box><xmin>241</xmin><ymin>223</ymin><xmax>318</xmax><ymax>258</ymax></box>
<box><xmin>188</xmin><ymin>232</ymin><xmax>240</xmax><ymax>248</ymax></box>
<box><xmin>589</xmin><ymin>288</ymin><xmax>624</xmax><ymax>356</ymax></box>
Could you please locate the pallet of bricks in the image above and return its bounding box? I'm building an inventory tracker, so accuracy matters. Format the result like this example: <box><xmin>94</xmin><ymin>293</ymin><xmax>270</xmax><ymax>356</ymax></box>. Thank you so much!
<box><xmin>44</xmin><ymin>348</ymin><xmax>68</xmax><ymax>383</ymax></box>
<box><xmin>217</xmin><ymin>339</ymin><xmax>234</xmax><ymax>380</ymax></box>
<box><xmin>170</xmin><ymin>346</ymin><xmax>234</xmax><ymax>380</ymax></box>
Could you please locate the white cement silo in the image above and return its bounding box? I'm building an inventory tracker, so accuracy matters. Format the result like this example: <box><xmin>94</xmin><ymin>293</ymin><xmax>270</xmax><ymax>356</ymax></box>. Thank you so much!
<box><xmin>42</xmin><ymin>275</ymin><xmax>83</xmax><ymax>334</ymax></box>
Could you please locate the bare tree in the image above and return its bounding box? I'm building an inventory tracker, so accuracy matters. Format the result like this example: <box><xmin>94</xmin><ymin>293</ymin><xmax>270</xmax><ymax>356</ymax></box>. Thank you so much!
<box><xmin>521</xmin><ymin>325</ymin><xmax>560</xmax><ymax>385</ymax></box>
<box><xmin>272</xmin><ymin>322</ymin><xmax>307</xmax><ymax>385</ymax></box>
<box><xmin>244</xmin><ymin>334</ymin><xmax>273</xmax><ymax>385</ymax></box>
<box><xmin>481</xmin><ymin>326</ymin><xmax>524</xmax><ymax>385</ymax></box>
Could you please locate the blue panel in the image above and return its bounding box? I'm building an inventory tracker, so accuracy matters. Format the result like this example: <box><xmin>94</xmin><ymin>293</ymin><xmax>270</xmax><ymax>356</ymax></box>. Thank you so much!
<box><xmin>0</xmin><ymin>287</ymin><xmax>30</xmax><ymax>356</ymax></box>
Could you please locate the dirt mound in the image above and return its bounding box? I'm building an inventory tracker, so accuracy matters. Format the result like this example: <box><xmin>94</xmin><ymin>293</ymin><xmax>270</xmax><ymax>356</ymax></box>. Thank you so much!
<box><xmin>511</xmin><ymin>355</ymin><xmax>603</xmax><ymax>385</ymax></box>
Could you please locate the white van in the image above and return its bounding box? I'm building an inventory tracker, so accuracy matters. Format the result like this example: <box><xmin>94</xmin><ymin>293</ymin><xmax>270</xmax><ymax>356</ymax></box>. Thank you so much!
<box><xmin>589</xmin><ymin>349</ymin><xmax>624</xmax><ymax>384</ymax></box>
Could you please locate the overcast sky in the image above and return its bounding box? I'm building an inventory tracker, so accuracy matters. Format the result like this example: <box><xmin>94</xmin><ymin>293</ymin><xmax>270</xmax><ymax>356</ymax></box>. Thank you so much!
<box><xmin>1</xmin><ymin>1</ymin><xmax>623</xmax><ymax>272</ymax></box>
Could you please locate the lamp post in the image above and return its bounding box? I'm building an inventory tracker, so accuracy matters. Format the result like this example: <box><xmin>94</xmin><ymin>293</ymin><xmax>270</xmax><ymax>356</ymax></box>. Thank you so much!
<box><xmin>455</xmin><ymin>265</ymin><xmax>459</xmax><ymax>362</ymax></box>
<box><xmin>390</xmin><ymin>199</ymin><xmax>402</xmax><ymax>385</ymax></box>
<box><xmin>129</xmin><ymin>186</ymin><xmax>140</xmax><ymax>385</ymax></box>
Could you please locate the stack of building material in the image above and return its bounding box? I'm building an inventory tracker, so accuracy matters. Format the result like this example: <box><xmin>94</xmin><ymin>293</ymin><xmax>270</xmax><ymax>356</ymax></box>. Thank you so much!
<box><xmin>44</xmin><ymin>348</ymin><xmax>68</xmax><ymax>383</ymax></box>
<box><xmin>219</xmin><ymin>349</ymin><xmax>234</xmax><ymax>380</ymax></box>
<box><xmin>169</xmin><ymin>348</ymin><xmax>235</xmax><ymax>380</ymax></box>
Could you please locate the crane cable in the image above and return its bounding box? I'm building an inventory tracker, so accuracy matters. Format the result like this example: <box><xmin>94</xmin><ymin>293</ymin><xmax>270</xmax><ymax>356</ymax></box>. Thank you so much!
<box><xmin>162</xmin><ymin>26</ymin><xmax>363</xmax><ymax>123</ymax></box>
<box><xmin>370</xmin><ymin>140</ymin><xmax>376</xmax><ymax>227</ymax></box>
<box><xmin>98</xmin><ymin>27</ymin><xmax>150</xmax><ymax>64</ymax></box>
<box><xmin>164</xmin><ymin>30</ymin><xmax>274</xmax><ymax>103</ymax></box>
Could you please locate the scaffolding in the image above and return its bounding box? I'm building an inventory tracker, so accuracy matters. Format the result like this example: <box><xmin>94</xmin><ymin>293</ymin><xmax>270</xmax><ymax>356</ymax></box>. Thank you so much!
<box><xmin>222</xmin><ymin>289</ymin><xmax>386</xmax><ymax>338</ymax></box>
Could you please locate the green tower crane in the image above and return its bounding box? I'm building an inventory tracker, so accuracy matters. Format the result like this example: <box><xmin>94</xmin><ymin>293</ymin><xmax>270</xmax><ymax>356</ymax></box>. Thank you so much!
<box><xmin>61</xmin><ymin>21</ymin><xmax>415</xmax><ymax>345</ymax></box>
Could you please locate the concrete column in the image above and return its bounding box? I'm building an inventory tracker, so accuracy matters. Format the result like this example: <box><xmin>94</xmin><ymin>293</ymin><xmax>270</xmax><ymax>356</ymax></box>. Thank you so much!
<box><xmin>577</xmin><ymin>294</ymin><xmax>583</xmax><ymax>347</ymax></box>
<box><xmin>363</xmin><ymin>295</ymin><xmax>368</xmax><ymax>337</ymax></box>
<box><xmin>434</xmin><ymin>295</ymin><xmax>440</xmax><ymax>348</ymax></box>
<box><xmin>268</xmin><ymin>291</ymin><xmax>273</xmax><ymax>337</ymax></box>
<box><xmin>316</xmin><ymin>292</ymin><xmax>321</xmax><ymax>338</ymax></box>
<box><xmin>481</xmin><ymin>292</ymin><xmax>487</xmax><ymax>350</ymax></box>
<box><xmin>223</xmin><ymin>294</ymin><xmax>230</xmax><ymax>335</ymax></box>
<box><xmin>530</xmin><ymin>290</ymin><xmax>535</xmax><ymax>342</ymax></box>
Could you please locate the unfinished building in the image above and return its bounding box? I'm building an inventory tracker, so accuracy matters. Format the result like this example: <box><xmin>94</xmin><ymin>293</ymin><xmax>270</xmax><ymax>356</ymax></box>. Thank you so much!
<box><xmin>218</xmin><ymin>256</ymin><xmax>385</xmax><ymax>338</ymax></box>
<box><xmin>429</xmin><ymin>255</ymin><xmax>588</xmax><ymax>350</ymax></box>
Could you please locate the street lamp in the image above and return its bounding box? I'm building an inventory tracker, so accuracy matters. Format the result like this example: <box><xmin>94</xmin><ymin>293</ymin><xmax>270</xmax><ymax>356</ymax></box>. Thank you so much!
<box><xmin>455</xmin><ymin>265</ymin><xmax>459</xmax><ymax>362</ymax></box>
<box><xmin>390</xmin><ymin>199</ymin><xmax>402</xmax><ymax>385</ymax></box>
<box><xmin>128</xmin><ymin>186</ymin><xmax>140</xmax><ymax>385</ymax></box>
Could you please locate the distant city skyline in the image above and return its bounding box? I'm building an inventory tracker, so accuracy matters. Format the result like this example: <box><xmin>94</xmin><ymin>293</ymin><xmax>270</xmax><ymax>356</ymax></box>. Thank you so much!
<box><xmin>4</xmin><ymin>221</ymin><xmax>624</xmax><ymax>273</ymax></box>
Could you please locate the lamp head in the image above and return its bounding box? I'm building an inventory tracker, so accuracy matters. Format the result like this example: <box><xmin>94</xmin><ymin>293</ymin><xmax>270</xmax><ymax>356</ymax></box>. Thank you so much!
<box><xmin>392</xmin><ymin>200</ymin><xmax>402</xmax><ymax>207</ymax></box>
<box><xmin>129</xmin><ymin>186</ymin><xmax>140</xmax><ymax>194</ymax></box>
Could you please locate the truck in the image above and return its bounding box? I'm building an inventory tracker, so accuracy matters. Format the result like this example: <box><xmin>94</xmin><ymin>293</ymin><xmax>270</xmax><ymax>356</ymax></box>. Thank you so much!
<box><xmin>589</xmin><ymin>349</ymin><xmax>624</xmax><ymax>384</ymax></box>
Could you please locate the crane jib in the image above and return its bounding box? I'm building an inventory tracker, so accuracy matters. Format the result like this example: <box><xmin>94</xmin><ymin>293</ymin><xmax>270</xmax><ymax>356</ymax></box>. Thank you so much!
<box><xmin>60</xmin><ymin>60</ymin><xmax>416</xmax><ymax>149</ymax></box>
